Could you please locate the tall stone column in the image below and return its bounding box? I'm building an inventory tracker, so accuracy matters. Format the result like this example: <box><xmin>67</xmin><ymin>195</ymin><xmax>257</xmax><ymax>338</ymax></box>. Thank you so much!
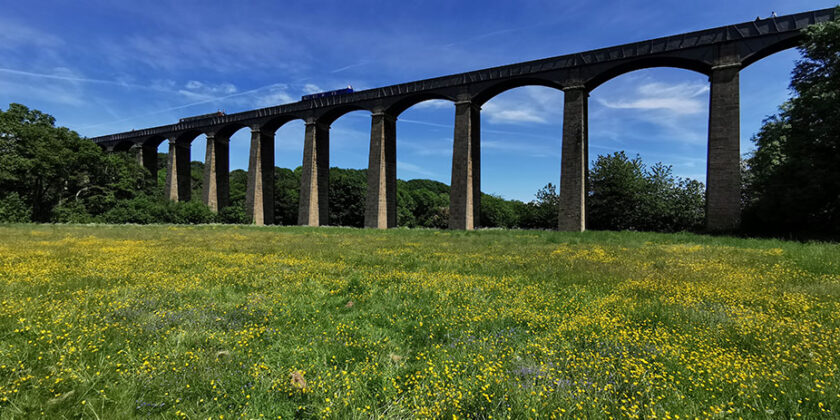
<box><xmin>202</xmin><ymin>133</ymin><xmax>230</xmax><ymax>213</ymax></box>
<box><xmin>449</xmin><ymin>100</ymin><xmax>481</xmax><ymax>230</ymax></box>
<box><xmin>245</xmin><ymin>127</ymin><xmax>275</xmax><ymax>225</ymax></box>
<box><xmin>298</xmin><ymin>120</ymin><xmax>330</xmax><ymax>226</ymax></box>
<box><xmin>164</xmin><ymin>138</ymin><xmax>191</xmax><ymax>202</ymax></box>
<box><xmin>706</xmin><ymin>62</ymin><xmax>741</xmax><ymax>232</ymax></box>
<box><xmin>559</xmin><ymin>86</ymin><xmax>588</xmax><ymax>232</ymax></box>
<box><xmin>133</xmin><ymin>143</ymin><xmax>158</xmax><ymax>182</ymax></box>
<box><xmin>365</xmin><ymin>112</ymin><xmax>397</xmax><ymax>229</ymax></box>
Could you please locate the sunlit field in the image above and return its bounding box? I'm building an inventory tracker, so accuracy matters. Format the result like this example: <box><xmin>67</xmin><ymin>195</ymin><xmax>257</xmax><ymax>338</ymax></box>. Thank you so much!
<box><xmin>0</xmin><ymin>225</ymin><xmax>838</xmax><ymax>418</ymax></box>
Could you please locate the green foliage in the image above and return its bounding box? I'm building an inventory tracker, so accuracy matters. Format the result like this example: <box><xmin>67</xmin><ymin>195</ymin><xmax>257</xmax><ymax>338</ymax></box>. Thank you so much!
<box><xmin>0</xmin><ymin>192</ymin><xmax>30</xmax><ymax>223</ymax></box>
<box><xmin>480</xmin><ymin>193</ymin><xmax>520</xmax><ymax>228</ymax></box>
<box><xmin>274</xmin><ymin>167</ymin><xmax>300</xmax><ymax>225</ymax></box>
<box><xmin>190</xmin><ymin>160</ymin><xmax>205</xmax><ymax>202</ymax></box>
<box><xmin>397</xmin><ymin>180</ymin><xmax>450</xmax><ymax>228</ymax></box>
<box><xmin>743</xmin><ymin>9</ymin><xmax>840</xmax><ymax>238</ymax></box>
<box><xmin>328</xmin><ymin>168</ymin><xmax>366</xmax><ymax>227</ymax></box>
<box><xmin>587</xmin><ymin>151</ymin><xmax>705</xmax><ymax>232</ymax></box>
<box><xmin>218</xmin><ymin>203</ymin><xmax>248</xmax><ymax>224</ymax></box>
<box><xmin>102</xmin><ymin>194</ymin><xmax>163</xmax><ymax>224</ymax></box>
<box><xmin>0</xmin><ymin>103</ymin><xmax>149</xmax><ymax>222</ymax></box>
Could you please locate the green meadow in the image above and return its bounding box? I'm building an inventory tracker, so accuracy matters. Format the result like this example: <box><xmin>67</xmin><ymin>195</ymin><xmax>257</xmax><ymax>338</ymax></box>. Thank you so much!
<box><xmin>0</xmin><ymin>224</ymin><xmax>838</xmax><ymax>418</ymax></box>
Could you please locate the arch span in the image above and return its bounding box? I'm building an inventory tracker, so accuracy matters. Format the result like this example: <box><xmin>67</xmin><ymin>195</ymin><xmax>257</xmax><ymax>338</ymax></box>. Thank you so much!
<box><xmin>317</xmin><ymin>105</ymin><xmax>370</xmax><ymax>126</ymax></box>
<box><xmin>112</xmin><ymin>140</ymin><xmax>135</xmax><ymax>152</ymax></box>
<box><xmin>741</xmin><ymin>35</ymin><xmax>804</xmax><ymax>70</ymax></box>
<box><xmin>472</xmin><ymin>77</ymin><xmax>564</xmax><ymax>106</ymax></box>
<box><xmin>141</xmin><ymin>135</ymin><xmax>167</xmax><ymax>148</ymax></box>
<box><xmin>386</xmin><ymin>93</ymin><xmax>456</xmax><ymax>118</ymax></box>
<box><xmin>587</xmin><ymin>57</ymin><xmax>711</xmax><ymax>92</ymax></box>
<box><xmin>172</xmin><ymin>130</ymin><xmax>204</xmax><ymax>145</ymax></box>
<box><xmin>214</xmin><ymin>123</ymin><xmax>248</xmax><ymax>139</ymax></box>
<box><xmin>260</xmin><ymin>115</ymin><xmax>306</xmax><ymax>134</ymax></box>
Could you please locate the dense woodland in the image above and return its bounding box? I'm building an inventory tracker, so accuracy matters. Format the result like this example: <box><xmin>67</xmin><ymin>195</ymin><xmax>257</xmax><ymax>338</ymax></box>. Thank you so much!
<box><xmin>1</xmin><ymin>9</ymin><xmax>837</xmax><ymax>237</ymax></box>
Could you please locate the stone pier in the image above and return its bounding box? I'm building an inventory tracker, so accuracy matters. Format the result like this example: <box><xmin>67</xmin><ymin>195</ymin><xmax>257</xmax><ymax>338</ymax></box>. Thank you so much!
<box><xmin>449</xmin><ymin>101</ymin><xmax>481</xmax><ymax>230</ymax></box>
<box><xmin>202</xmin><ymin>133</ymin><xmax>230</xmax><ymax>213</ymax></box>
<box><xmin>134</xmin><ymin>143</ymin><xmax>158</xmax><ymax>182</ymax></box>
<box><xmin>364</xmin><ymin>112</ymin><xmax>397</xmax><ymax>229</ymax></box>
<box><xmin>299</xmin><ymin>120</ymin><xmax>330</xmax><ymax>226</ymax></box>
<box><xmin>558</xmin><ymin>86</ymin><xmax>588</xmax><ymax>232</ymax></box>
<box><xmin>245</xmin><ymin>128</ymin><xmax>274</xmax><ymax>225</ymax></box>
<box><xmin>706</xmin><ymin>61</ymin><xmax>741</xmax><ymax>232</ymax></box>
<box><xmin>164</xmin><ymin>139</ymin><xmax>191</xmax><ymax>202</ymax></box>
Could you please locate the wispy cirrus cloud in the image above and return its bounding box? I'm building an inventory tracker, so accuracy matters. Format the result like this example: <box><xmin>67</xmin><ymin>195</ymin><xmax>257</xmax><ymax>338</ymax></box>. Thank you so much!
<box><xmin>397</xmin><ymin>160</ymin><xmax>439</xmax><ymax>178</ymax></box>
<box><xmin>178</xmin><ymin>80</ymin><xmax>238</xmax><ymax>101</ymax></box>
<box><xmin>481</xmin><ymin>86</ymin><xmax>564</xmax><ymax>125</ymax></box>
<box><xmin>0</xmin><ymin>18</ymin><xmax>64</xmax><ymax>50</ymax></box>
<box><xmin>597</xmin><ymin>82</ymin><xmax>709</xmax><ymax>115</ymax></box>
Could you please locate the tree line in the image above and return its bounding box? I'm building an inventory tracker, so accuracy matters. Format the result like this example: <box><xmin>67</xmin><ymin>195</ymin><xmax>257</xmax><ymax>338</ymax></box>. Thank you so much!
<box><xmin>0</xmin><ymin>110</ymin><xmax>706</xmax><ymax>232</ymax></box>
<box><xmin>1</xmin><ymin>8</ymin><xmax>837</xmax><ymax>237</ymax></box>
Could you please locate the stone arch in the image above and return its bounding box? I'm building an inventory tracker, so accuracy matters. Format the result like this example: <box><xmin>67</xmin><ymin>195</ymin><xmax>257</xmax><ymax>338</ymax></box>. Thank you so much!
<box><xmin>141</xmin><ymin>135</ymin><xmax>168</xmax><ymax>148</ymax></box>
<box><xmin>472</xmin><ymin>77</ymin><xmax>565</xmax><ymax>106</ymax></box>
<box><xmin>213</xmin><ymin>122</ymin><xmax>249</xmax><ymax>139</ymax></box>
<box><xmin>259</xmin><ymin>115</ymin><xmax>306</xmax><ymax>134</ymax></box>
<box><xmin>740</xmin><ymin>35</ymin><xmax>804</xmax><ymax>70</ymax></box>
<box><xmin>112</xmin><ymin>140</ymin><xmax>135</xmax><ymax>152</ymax></box>
<box><xmin>586</xmin><ymin>57</ymin><xmax>711</xmax><ymax>91</ymax></box>
<box><xmin>316</xmin><ymin>104</ymin><xmax>371</xmax><ymax>127</ymax></box>
<box><xmin>386</xmin><ymin>93</ymin><xmax>457</xmax><ymax>118</ymax></box>
<box><xmin>172</xmin><ymin>130</ymin><xmax>205</xmax><ymax>145</ymax></box>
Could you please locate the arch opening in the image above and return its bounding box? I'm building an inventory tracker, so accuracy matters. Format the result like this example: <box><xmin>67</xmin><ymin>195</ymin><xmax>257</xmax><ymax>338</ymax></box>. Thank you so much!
<box><xmin>479</xmin><ymin>85</ymin><xmax>565</xmax><ymax>229</ymax></box>
<box><xmin>588</xmin><ymin>67</ymin><xmax>710</xmax><ymax>231</ymax></box>
<box><xmin>395</xmin><ymin>98</ymin><xmax>456</xmax><ymax>228</ymax></box>
<box><xmin>326</xmin><ymin>109</ymin><xmax>372</xmax><ymax>227</ymax></box>
<box><xmin>473</xmin><ymin>77</ymin><xmax>564</xmax><ymax>106</ymax></box>
<box><xmin>386</xmin><ymin>93</ymin><xmax>456</xmax><ymax>118</ymax></box>
<box><xmin>586</xmin><ymin>57</ymin><xmax>711</xmax><ymax>91</ymax></box>
<box><xmin>272</xmin><ymin>120</ymin><xmax>306</xmax><ymax>225</ymax></box>
<box><xmin>741</xmin><ymin>35</ymin><xmax>804</xmax><ymax>70</ymax></box>
<box><xmin>112</xmin><ymin>140</ymin><xmax>135</xmax><ymax>153</ymax></box>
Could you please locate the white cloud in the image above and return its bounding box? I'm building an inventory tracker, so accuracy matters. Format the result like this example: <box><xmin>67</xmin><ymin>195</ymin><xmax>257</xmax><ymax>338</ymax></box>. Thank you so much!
<box><xmin>302</xmin><ymin>84</ymin><xmax>322</xmax><ymax>94</ymax></box>
<box><xmin>179</xmin><ymin>80</ymin><xmax>238</xmax><ymax>100</ymax></box>
<box><xmin>0</xmin><ymin>18</ymin><xmax>64</xmax><ymax>50</ymax></box>
<box><xmin>397</xmin><ymin>160</ymin><xmax>438</xmax><ymax>178</ymax></box>
<box><xmin>100</xmin><ymin>25</ymin><xmax>310</xmax><ymax>74</ymax></box>
<box><xmin>482</xmin><ymin>86</ymin><xmax>564</xmax><ymax>125</ymax></box>
<box><xmin>413</xmin><ymin>100</ymin><xmax>452</xmax><ymax>110</ymax></box>
<box><xmin>252</xmin><ymin>85</ymin><xmax>295</xmax><ymax>108</ymax></box>
<box><xmin>483</xmin><ymin>108</ymin><xmax>547</xmax><ymax>124</ymax></box>
<box><xmin>399</xmin><ymin>138</ymin><xmax>452</xmax><ymax>157</ymax></box>
<box><xmin>597</xmin><ymin>82</ymin><xmax>709</xmax><ymax>115</ymax></box>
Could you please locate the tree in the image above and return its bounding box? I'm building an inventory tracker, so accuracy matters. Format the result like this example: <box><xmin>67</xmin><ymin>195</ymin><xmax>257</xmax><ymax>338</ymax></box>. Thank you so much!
<box><xmin>517</xmin><ymin>183</ymin><xmax>559</xmax><ymax>230</ymax></box>
<box><xmin>744</xmin><ymin>9</ymin><xmax>840</xmax><ymax>237</ymax></box>
<box><xmin>587</xmin><ymin>151</ymin><xmax>705</xmax><ymax>232</ymax></box>
<box><xmin>587</xmin><ymin>152</ymin><xmax>647</xmax><ymax>230</ymax></box>
<box><xmin>0</xmin><ymin>103</ymin><xmax>148</xmax><ymax>222</ymax></box>
<box><xmin>328</xmin><ymin>168</ymin><xmax>367</xmax><ymax>227</ymax></box>
<box><xmin>480</xmin><ymin>193</ymin><xmax>520</xmax><ymax>228</ymax></box>
<box><xmin>274</xmin><ymin>167</ymin><xmax>300</xmax><ymax>225</ymax></box>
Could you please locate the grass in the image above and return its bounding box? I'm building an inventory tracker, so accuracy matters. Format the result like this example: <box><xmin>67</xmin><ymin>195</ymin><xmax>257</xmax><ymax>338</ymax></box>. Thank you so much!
<box><xmin>0</xmin><ymin>224</ymin><xmax>838</xmax><ymax>418</ymax></box>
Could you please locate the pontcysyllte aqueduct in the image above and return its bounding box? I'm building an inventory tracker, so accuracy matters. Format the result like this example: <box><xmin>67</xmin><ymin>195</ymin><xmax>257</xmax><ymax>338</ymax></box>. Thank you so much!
<box><xmin>90</xmin><ymin>8</ymin><xmax>836</xmax><ymax>231</ymax></box>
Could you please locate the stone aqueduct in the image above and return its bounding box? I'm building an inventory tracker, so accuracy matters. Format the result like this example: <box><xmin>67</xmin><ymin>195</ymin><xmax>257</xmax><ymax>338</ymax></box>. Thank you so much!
<box><xmin>91</xmin><ymin>8</ymin><xmax>836</xmax><ymax>231</ymax></box>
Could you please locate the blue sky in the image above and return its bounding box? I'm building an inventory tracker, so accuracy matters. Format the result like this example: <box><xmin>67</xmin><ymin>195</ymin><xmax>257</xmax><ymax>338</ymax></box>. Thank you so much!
<box><xmin>1</xmin><ymin>0</ymin><xmax>835</xmax><ymax>201</ymax></box>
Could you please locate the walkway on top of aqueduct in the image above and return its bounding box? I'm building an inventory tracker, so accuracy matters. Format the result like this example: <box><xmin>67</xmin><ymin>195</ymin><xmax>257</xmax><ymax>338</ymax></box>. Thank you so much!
<box><xmin>91</xmin><ymin>7</ymin><xmax>836</xmax><ymax>231</ymax></box>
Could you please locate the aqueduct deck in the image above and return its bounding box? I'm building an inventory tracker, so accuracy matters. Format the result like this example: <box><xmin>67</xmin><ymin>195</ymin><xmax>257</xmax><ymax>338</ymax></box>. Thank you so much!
<box><xmin>91</xmin><ymin>8</ymin><xmax>836</xmax><ymax>231</ymax></box>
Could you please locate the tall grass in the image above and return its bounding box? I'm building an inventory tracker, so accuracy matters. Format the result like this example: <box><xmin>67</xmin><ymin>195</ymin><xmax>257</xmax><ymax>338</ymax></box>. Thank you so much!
<box><xmin>0</xmin><ymin>224</ymin><xmax>838</xmax><ymax>418</ymax></box>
